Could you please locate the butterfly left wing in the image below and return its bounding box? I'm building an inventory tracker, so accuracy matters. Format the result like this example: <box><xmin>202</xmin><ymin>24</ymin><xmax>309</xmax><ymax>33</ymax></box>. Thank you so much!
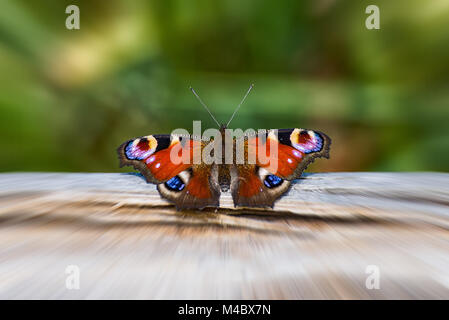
<box><xmin>117</xmin><ymin>134</ymin><xmax>194</xmax><ymax>184</ymax></box>
<box><xmin>231</xmin><ymin>128</ymin><xmax>331</xmax><ymax>208</ymax></box>
<box><xmin>117</xmin><ymin>134</ymin><xmax>220</xmax><ymax>210</ymax></box>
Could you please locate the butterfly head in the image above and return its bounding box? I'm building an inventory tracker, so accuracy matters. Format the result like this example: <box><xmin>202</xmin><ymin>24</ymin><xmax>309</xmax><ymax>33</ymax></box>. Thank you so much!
<box><xmin>219</xmin><ymin>124</ymin><xmax>227</xmax><ymax>133</ymax></box>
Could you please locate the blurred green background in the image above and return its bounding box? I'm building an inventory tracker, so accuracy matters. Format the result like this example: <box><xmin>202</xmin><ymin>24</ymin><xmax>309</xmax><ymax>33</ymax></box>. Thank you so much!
<box><xmin>0</xmin><ymin>0</ymin><xmax>448</xmax><ymax>173</ymax></box>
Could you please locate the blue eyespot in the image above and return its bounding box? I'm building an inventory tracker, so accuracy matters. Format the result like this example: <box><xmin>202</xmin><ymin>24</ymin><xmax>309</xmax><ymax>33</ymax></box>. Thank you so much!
<box><xmin>165</xmin><ymin>176</ymin><xmax>185</xmax><ymax>192</ymax></box>
<box><xmin>264</xmin><ymin>175</ymin><xmax>283</xmax><ymax>188</ymax></box>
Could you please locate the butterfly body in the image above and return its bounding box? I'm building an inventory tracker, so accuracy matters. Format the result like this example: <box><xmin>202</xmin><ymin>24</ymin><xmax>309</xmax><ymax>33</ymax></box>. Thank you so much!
<box><xmin>118</xmin><ymin>124</ymin><xmax>331</xmax><ymax>210</ymax></box>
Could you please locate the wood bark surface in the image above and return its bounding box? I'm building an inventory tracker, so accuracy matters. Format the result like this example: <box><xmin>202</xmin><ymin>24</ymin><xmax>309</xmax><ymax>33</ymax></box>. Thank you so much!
<box><xmin>0</xmin><ymin>172</ymin><xmax>448</xmax><ymax>299</ymax></box>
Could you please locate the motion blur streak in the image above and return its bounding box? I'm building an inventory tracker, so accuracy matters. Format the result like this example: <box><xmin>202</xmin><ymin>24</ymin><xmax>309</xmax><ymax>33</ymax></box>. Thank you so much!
<box><xmin>0</xmin><ymin>172</ymin><xmax>448</xmax><ymax>299</ymax></box>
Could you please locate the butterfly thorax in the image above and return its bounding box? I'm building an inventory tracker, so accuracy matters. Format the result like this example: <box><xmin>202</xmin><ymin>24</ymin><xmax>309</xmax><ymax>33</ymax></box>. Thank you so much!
<box><xmin>218</xmin><ymin>124</ymin><xmax>231</xmax><ymax>192</ymax></box>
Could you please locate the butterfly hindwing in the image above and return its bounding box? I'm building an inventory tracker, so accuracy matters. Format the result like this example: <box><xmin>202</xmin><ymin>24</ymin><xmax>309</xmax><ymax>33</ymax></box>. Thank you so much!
<box><xmin>230</xmin><ymin>164</ymin><xmax>290</xmax><ymax>208</ymax></box>
<box><xmin>157</xmin><ymin>165</ymin><xmax>221</xmax><ymax>210</ymax></box>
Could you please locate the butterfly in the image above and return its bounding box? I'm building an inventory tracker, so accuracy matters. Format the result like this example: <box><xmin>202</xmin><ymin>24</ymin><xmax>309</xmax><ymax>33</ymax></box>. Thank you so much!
<box><xmin>117</xmin><ymin>85</ymin><xmax>331</xmax><ymax>210</ymax></box>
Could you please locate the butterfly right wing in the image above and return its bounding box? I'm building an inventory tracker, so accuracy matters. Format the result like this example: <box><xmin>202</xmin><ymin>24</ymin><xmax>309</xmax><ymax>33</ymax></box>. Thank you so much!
<box><xmin>117</xmin><ymin>134</ymin><xmax>220</xmax><ymax>210</ymax></box>
<box><xmin>230</xmin><ymin>128</ymin><xmax>331</xmax><ymax>208</ymax></box>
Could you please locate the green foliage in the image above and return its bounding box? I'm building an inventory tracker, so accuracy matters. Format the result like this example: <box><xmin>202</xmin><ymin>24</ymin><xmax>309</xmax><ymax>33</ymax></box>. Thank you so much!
<box><xmin>0</xmin><ymin>0</ymin><xmax>448</xmax><ymax>172</ymax></box>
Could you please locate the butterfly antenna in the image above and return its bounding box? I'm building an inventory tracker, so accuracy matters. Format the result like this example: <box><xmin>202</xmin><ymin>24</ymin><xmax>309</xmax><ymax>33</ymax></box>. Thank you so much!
<box><xmin>189</xmin><ymin>86</ymin><xmax>221</xmax><ymax>127</ymax></box>
<box><xmin>226</xmin><ymin>84</ymin><xmax>254</xmax><ymax>127</ymax></box>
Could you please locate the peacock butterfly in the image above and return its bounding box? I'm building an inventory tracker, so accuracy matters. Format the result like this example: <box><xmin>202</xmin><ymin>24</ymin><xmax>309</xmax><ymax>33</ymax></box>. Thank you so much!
<box><xmin>117</xmin><ymin>85</ymin><xmax>331</xmax><ymax>210</ymax></box>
